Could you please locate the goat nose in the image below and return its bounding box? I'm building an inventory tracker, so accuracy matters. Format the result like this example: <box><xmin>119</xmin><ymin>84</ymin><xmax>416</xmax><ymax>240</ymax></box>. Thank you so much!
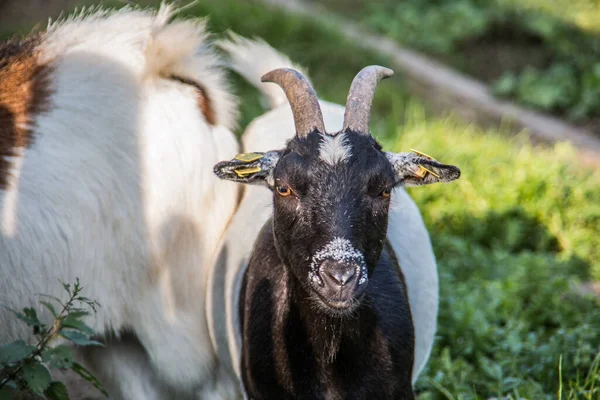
<box><xmin>324</xmin><ymin>266</ymin><xmax>356</xmax><ymax>287</ymax></box>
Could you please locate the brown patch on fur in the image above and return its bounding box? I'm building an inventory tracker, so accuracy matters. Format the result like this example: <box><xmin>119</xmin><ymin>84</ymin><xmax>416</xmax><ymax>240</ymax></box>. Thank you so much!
<box><xmin>170</xmin><ymin>75</ymin><xmax>216</xmax><ymax>125</ymax></box>
<box><xmin>0</xmin><ymin>34</ymin><xmax>53</xmax><ymax>189</ymax></box>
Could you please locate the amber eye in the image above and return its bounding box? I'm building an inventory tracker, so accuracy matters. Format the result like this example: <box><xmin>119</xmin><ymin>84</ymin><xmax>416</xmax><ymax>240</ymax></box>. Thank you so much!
<box><xmin>381</xmin><ymin>187</ymin><xmax>392</xmax><ymax>198</ymax></box>
<box><xmin>276</xmin><ymin>185</ymin><xmax>292</xmax><ymax>197</ymax></box>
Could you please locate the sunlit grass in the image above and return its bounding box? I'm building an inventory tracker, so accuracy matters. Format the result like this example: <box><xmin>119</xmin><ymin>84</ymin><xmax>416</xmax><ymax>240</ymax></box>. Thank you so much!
<box><xmin>380</xmin><ymin>103</ymin><xmax>600</xmax><ymax>398</ymax></box>
<box><xmin>497</xmin><ymin>0</ymin><xmax>600</xmax><ymax>33</ymax></box>
<box><xmin>385</xmin><ymin>104</ymin><xmax>600</xmax><ymax>279</ymax></box>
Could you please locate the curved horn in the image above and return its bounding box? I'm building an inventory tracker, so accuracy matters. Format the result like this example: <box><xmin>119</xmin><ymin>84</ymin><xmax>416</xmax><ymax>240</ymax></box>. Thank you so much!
<box><xmin>261</xmin><ymin>68</ymin><xmax>325</xmax><ymax>137</ymax></box>
<box><xmin>343</xmin><ymin>65</ymin><xmax>394</xmax><ymax>134</ymax></box>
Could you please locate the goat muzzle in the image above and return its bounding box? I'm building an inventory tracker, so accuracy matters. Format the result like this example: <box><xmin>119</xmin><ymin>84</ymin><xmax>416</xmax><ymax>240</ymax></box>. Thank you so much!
<box><xmin>313</xmin><ymin>260</ymin><xmax>367</xmax><ymax>312</ymax></box>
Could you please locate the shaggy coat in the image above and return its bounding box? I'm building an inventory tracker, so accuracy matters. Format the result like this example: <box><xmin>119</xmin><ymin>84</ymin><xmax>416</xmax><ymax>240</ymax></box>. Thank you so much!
<box><xmin>0</xmin><ymin>5</ymin><xmax>240</xmax><ymax>399</ymax></box>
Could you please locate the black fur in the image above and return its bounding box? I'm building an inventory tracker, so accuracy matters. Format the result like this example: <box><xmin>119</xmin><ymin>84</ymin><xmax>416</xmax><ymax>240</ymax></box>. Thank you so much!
<box><xmin>240</xmin><ymin>223</ymin><xmax>415</xmax><ymax>399</ymax></box>
<box><xmin>238</xmin><ymin>131</ymin><xmax>416</xmax><ymax>399</ymax></box>
<box><xmin>270</xmin><ymin>132</ymin><xmax>394</xmax><ymax>297</ymax></box>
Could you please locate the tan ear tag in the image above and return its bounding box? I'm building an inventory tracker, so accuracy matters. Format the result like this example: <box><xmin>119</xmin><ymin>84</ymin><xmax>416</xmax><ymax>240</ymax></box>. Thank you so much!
<box><xmin>415</xmin><ymin>165</ymin><xmax>440</xmax><ymax>179</ymax></box>
<box><xmin>235</xmin><ymin>153</ymin><xmax>264</xmax><ymax>163</ymax></box>
<box><xmin>234</xmin><ymin>166</ymin><xmax>262</xmax><ymax>178</ymax></box>
<box><xmin>232</xmin><ymin>153</ymin><xmax>264</xmax><ymax>178</ymax></box>
<box><xmin>410</xmin><ymin>148</ymin><xmax>436</xmax><ymax>160</ymax></box>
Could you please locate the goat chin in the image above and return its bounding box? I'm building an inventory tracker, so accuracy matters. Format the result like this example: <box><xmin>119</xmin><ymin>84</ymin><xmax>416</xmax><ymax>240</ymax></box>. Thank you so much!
<box><xmin>210</xmin><ymin>36</ymin><xmax>439</xmax><ymax>389</ymax></box>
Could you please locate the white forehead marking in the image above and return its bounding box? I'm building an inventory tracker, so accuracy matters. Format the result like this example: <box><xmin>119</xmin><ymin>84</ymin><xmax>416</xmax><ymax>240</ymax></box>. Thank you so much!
<box><xmin>319</xmin><ymin>133</ymin><xmax>352</xmax><ymax>166</ymax></box>
<box><xmin>309</xmin><ymin>237</ymin><xmax>368</xmax><ymax>286</ymax></box>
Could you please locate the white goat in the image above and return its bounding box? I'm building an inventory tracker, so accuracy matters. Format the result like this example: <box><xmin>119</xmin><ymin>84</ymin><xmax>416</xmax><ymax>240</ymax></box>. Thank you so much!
<box><xmin>0</xmin><ymin>5</ymin><xmax>242</xmax><ymax>399</ymax></box>
<box><xmin>208</xmin><ymin>36</ymin><xmax>440</xmax><ymax>392</ymax></box>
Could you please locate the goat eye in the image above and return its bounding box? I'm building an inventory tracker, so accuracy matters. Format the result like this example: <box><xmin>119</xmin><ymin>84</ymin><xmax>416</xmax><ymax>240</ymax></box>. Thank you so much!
<box><xmin>276</xmin><ymin>185</ymin><xmax>292</xmax><ymax>197</ymax></box>
<box><xmin>381</xmin><ymin>187</ymin><xmax>392</xmax><ymax>198</ymax></box>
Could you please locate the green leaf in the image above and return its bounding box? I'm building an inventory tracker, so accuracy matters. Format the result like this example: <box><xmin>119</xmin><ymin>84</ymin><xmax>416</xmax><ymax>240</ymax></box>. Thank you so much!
<box><xmin>37</xmin><ymin>294</ymin><xmax>65</xmax><ymax>308</ymax></box>
<box><xmin>42</xmin><ymin>345</ymin><xmax>73</xmax><ymax>370</ymax></box>
<box><xmin>21</xmin><ymin>362</ymin><xmax>52</xmax><ymax>396</ymax></box>
<box><xmin>73</xmin><ymin>279</ymin><xmax>81</xmax><ymax>293</ymax></box>
<box><xmin>15</xmin><ymin>308</ymin><xmax>42</xmax><ymax>328</ymax></box>
<box><xmin>0</xmin><ymin>340</ymin><xmax>36</xmax><ymax>365</ymax></box>
<box><xmin>75</xmin><ymin>297</ymin><xmax>92</xmax><ymax>303</ymax></box>
<box><xmin>60</xmin><ymin>281</ymin><xmax>71</xmax><ymax>295</ymax></box>
<box><xmin>64</xmin><ymin>308</ymin><xmax>86</xmax><ymax>315</ymax></box>
<box><xmin>71</xmin><ymin>362</ymin><xmax>108</xmax><ymax>397</ymax></box>
<box><xmin>75</xmin><ymin>298</ymin><xmax>100</xmax><ymax>312</ymax></box>
<box><xmin>63</xmin><ymin>311</ymin><xmax>89</xmax><ymax>320</ymax></box>
<box><xmin>40</xmin><ymin>302</ymin><xmax>58</xmax><ymax>319</ymax></box>
<box><xmin>45</xmin><ymin>381</ymin><xmax>69</xmax><ymax>400</ymax></box>
<box><xmin>59</xmin><ymin>330</ymin><xmax>103</xmax><ymax>347</ymax></box>
<box><xmin>61</xmin><ymin>314</ymin><xmax>93</xmax><ymax>335</ymax></box>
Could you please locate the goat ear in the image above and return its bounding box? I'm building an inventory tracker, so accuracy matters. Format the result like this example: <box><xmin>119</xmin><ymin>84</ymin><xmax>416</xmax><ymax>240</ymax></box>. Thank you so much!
<box><xmin>386</xmin><ymin>151</ymin><xmax>460</xmax><ymax>187</ymax></box>
<box><xmin>214</xmin><ymin>151</ymin><xmax>282</xmax><ymax>186</ymax></box>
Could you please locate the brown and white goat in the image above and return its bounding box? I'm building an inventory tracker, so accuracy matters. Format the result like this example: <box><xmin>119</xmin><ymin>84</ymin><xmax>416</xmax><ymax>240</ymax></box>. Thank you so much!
<box><xmin>0</xmin><ymin>5</ymin><xmax>241</xmax><ymax>399</ymax></box>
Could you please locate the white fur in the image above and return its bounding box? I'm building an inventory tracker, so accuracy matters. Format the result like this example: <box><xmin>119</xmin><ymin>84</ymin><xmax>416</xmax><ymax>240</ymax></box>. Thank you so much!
<box><xmin>319</xmin><ymin>133</ymin><xmax>352</xmax><ymax>165</ymax></box>
<box><xmin>212</xmin><ymin>37</ymin><xmax>439</xmax><ymax>388</ymax></box>
<box><xmin>0</xmin><ymin>5</ymin><xmax>240</xmax><ymax>399</ymax></box>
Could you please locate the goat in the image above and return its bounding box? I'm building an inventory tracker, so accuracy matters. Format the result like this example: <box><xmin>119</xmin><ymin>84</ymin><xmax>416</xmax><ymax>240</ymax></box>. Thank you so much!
<box><xmin>0</xmin><ymin>5</ymin><xmax>242</xmax><ymax>399</ymax></box>
<box><xmin>207</xmin><ymin>37</ymin><xmax>448</xmax><ymax>395</ymax></box>
<box><xmin>212</xmin><ymin>40</ymin><xmax>460</xmax><ymax>398</ymax></box>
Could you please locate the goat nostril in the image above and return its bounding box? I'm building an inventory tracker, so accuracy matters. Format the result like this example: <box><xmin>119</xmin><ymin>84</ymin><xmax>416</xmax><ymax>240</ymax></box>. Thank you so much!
<box><xmin>326</xmin><ymin>268</ymin><xmax>356</xmax><ymax>286</ymax></box>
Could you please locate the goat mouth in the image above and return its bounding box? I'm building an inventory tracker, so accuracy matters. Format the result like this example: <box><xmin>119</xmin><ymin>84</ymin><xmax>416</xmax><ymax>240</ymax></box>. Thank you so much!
<box><xmin>311</xmin><ymin>290</ymin><xmax>364</xmax><ymax>316</ymax></box>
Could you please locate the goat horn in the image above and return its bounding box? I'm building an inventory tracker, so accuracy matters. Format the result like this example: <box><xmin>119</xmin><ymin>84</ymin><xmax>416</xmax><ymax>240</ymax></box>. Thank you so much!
<box><xmin>343</xmin><ymin>66</ymin><xmax>394</xmax><ymax>134</ymax></box>
<box><xmin>261</xmin><ymin>68</ymin><xmax>326</xmax><ymax>137</ymax></box>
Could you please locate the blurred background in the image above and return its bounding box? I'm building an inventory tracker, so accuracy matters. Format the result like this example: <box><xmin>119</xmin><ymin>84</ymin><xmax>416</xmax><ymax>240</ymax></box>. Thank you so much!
<box><xmin>1</xmin><ymin>0</ymin><xmax>599</xmax><ymax>399</ymax></box>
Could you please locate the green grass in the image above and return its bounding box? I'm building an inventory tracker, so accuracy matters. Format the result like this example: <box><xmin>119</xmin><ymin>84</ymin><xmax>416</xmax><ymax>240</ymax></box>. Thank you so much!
<box><xmin>382</xmin><ymin>107</ymin><xmax>600</xmax><ymax>399</ymax></box>
<box><xmin>496</xmin><ymin>0</ymin><xmax>600</xmax><ymax>34</ymax></box>
<box><xmin>4</xmin><ymin>0</ymin><xmax>600</xmax><ymax>398</ymax></box>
